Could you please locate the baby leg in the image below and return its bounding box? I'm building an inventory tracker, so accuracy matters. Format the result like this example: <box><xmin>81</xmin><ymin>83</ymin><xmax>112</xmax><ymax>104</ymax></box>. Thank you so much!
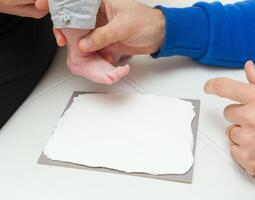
<box><xmin>62</xmin><ymin>28</ymin><xmax>130</xmax><ymax>85</ymax></box>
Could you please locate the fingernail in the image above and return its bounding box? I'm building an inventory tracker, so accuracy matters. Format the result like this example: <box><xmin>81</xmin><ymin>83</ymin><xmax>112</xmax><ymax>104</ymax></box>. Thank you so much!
<box><xmin>248</xmin><ymin>60</ymin><xmax>255</xmax><ymax>66</ymax></box>
<box><xmin>245</xmin><ymin>60</ymin><xmax>255</xmax><ymax>70</ymax></box>
<box><xmin>80</xmin><ymin>39</ymin><xmax>93</xmax><ymax>51</ymax></box>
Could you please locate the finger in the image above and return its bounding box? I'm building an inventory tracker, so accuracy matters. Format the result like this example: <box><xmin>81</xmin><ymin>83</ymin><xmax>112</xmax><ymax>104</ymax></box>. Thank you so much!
<box><xmin>53</xmin><ymin>29</ymin><xmax>66</xmax><ymax>47</ymax></box>
<box><xmin>35</xmin><ymin>0</ymin><xmax>49</xmax><ymax>10</ymax></box>
<box><xmin>230</xmin><ymin>144</ymin><xmax>245</xmax><ymax>167</ymax></box>
<box><xmin>224</xmin><ymin>103</ymin><xmax>255</xmax><ymax>126</ymax></box>
<box><xmin>224</xmin><ymin>104</ymin><xmax>244</xmax><ymax>125</ymax></box>
<box><xmin>112</xmin><ymin>54</ymin><xmax>121</xmax><ymax>65</ymax></box>
<box><xmin>245</xmin><ymin>60</ymin><xmax>255</xmax><ymax>84</ymax></box>
<box><xmin>79</xmin><ymin>18</ymin><xmax>124</xmax><ymax>52</ymax></box>
<box><xmin>231</xmin><ymin>145</ymin><xmax>255</xmax><ymax>176</ymax></box>
<box><xmin>233</xmin><ymin>128</ymin><xmax>255</xmax><ymax>147</ymax></box>
<box><xmin>99</xmin><ymin>52</ymin><xmax>122</xmax><ymax>65</ymax></box>
<box><xmin>204</xmin><ymin>77</ymin><xmax>255</xmax><ymax>104</ymax></box>
<box><xmin>99</xmin><ymin>52</ymin><xmax>114</xmax><ymax>64</ymax></box>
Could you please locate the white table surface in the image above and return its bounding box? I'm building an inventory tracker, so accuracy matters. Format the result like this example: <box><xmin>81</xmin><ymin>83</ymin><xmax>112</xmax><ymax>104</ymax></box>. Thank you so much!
<box><xmin>0</xmin><ymin>1</ymin><xmax>254</xmax><ymax>199</ymax></box>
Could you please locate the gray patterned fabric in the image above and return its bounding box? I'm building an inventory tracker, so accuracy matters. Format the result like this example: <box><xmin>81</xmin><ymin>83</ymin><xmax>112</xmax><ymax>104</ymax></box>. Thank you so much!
<box><xmin>49</xmin><ymin>0</ymin><xmax>101</xmax><ymax>29</ymax></box>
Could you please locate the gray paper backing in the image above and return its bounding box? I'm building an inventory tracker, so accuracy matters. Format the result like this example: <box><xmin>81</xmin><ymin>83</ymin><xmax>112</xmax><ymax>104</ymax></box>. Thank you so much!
<box><xmin>38</xmin><ymin>92</ymin><xmax>200</xmax><ymax>183</ymax></box>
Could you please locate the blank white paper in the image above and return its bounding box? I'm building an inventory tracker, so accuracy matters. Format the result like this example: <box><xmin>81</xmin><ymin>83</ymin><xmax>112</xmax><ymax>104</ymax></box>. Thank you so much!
<box><xmin>44</xmin><ymin>94</ymin><xmax>195</xmax><ymax>175</ymax></box>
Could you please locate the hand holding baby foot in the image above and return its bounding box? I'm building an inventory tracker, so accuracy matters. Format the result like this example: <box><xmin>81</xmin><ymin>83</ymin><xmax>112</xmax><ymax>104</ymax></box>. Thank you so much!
<box><xmin>63</xmin><ymin>29</ymin><xmax>129</xmax><ymax>85</ymax></box>
<box><xmin>49</xmin><ymin>0</ymin><xmax>130</xmax><ymax>85</ymax></box>
<box><xmin>53</xmin><ymin>29</ymin><xmax>122</xmax><ymax>66</ymax></box>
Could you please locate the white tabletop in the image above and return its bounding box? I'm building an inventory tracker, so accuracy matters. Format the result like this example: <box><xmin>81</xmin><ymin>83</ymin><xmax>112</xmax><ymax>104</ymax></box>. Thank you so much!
<box><xmin>0</xmin><ymin>1</ymin><xmax>254</xmax><ymax>199</ymax></box>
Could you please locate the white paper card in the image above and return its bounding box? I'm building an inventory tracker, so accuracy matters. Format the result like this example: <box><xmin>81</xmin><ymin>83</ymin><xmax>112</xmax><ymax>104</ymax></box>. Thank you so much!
<box><xmin>44</xmin><ymin>94</ymin><xmax>195</xmax><ymax>175</ymax></box>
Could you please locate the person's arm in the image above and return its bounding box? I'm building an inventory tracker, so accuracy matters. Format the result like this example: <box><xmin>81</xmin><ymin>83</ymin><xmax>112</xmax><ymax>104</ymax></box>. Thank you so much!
<box><xmin>0</xmin><ymin>0</ymin><xmax>48</xmax><ymax>18</ymax></box>
<box><xmin>153</xmin><ymin>1</ymin><xmax>255</xmax><ymax>68</ymax></box>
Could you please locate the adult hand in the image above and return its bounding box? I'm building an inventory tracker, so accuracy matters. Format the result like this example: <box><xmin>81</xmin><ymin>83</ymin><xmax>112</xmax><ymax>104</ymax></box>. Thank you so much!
<box><xmin>54</xmin><ymin>0</ymin><xmax>166</xmax><ymax>56</ymax></box>
<box><xmin>205</xmin><ymin>61</ymin><xmax>255</xmax><ymax>176</ymax></box>
<box><xmin>0</xmin><ymin>0</ymin><xmax>48</xmax><ymax>18</ymax></box>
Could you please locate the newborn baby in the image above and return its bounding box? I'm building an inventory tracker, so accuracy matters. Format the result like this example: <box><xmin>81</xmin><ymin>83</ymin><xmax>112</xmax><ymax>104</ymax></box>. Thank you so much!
<box><xmin>49</xmin><ymin>0</ymin><xmax>130</xmax><ymax>84</ymax></box>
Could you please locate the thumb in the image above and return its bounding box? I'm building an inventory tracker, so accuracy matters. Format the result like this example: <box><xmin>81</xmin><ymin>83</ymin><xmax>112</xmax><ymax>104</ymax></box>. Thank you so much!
<box><xmin>245</xmin><ymin>60</ymin><xmax>255</xmax><ymax>84</ymax></box>
<box><xmin>79</xmin><ymin>19</ymin><xmax>123</xmax><ymax>52</ymax></box>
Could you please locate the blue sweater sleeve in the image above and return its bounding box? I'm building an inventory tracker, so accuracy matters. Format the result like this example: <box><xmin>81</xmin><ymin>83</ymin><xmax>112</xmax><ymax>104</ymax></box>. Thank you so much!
<box><xmin>152</xmin><ymin>1</ymin><xmax>255</xmax><ymax>68</ymax></box>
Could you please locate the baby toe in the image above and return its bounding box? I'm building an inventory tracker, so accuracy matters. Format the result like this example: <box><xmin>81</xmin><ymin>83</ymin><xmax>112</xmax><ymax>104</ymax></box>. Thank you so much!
<box><xmin>104</xmin><ymin>76</ymin><xmax>114</xmax><ymax>85</ymax></box>
<box><xmin>107</xmin><ymin>72</ymin><xmax>120</xmax><ymax>83</ymax></box>
<box><xmin>116</xmin><ymin>65</ymin><xmax>130</xmax><ymax>77</ymax></box>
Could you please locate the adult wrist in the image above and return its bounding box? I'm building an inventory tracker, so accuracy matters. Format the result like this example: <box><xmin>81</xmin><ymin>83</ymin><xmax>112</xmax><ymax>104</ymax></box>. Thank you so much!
<box><xmin>151</xmin><ymin>5</ymin><xmax>209</xmax><ymax>59</ymax></box>
<box><xmin>151</xmin><ymin>8</ymin><xmax>166</xmax><ymax>53</ymax></box>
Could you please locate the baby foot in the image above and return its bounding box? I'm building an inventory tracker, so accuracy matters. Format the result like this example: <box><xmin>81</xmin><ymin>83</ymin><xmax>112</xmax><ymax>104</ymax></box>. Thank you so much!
<box><xmin>106</xmin><ymin>65</ymin><xmax>130</xmax><ymax>84</ymax></box>
<box><xmin>61</xmin><ymin>28</ymin><xmax>130</xmax><ymax>84</ymax></box>
<box><xmin>67</xmin><ymin>52</ymin><xmax>130</xmax><ymax>85</ymax></box>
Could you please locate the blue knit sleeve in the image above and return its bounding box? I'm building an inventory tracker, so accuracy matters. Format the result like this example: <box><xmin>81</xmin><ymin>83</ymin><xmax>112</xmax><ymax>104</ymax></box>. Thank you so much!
<box><xmin>152</xmin><ymin>1</ymin><xmax>255</xmax><ymax>68</ymax></box>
